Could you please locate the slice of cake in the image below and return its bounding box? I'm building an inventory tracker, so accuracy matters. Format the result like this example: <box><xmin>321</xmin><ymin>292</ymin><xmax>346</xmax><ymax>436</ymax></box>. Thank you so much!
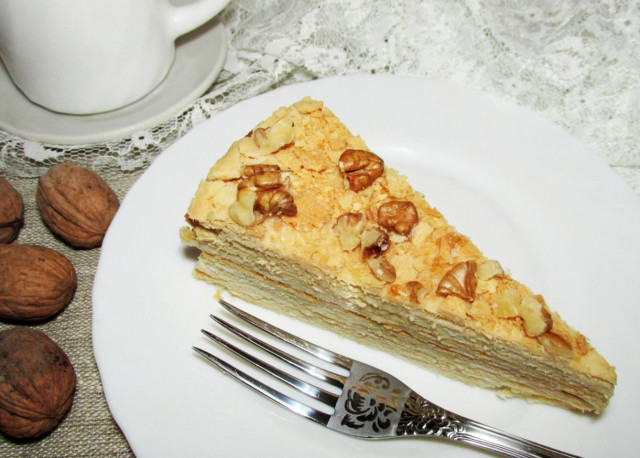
<box><xmin>181</xmin><ymin>97</ymin><xmax>616</xmax><ymax>413</ymax></box>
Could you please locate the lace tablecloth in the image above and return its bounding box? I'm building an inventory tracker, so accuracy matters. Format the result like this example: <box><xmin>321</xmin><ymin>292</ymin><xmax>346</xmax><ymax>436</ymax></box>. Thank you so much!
<box><xmin>1</xmin><ymin>0</ymin><xmax>638</xmax><ymax>456</ymax></box>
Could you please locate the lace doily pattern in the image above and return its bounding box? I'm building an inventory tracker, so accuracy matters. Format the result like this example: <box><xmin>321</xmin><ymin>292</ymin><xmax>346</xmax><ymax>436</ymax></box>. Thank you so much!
<box><xmin>1</xmin><ymin>0</ymin><xmax>638</xmax><ymax>194</ymax></box>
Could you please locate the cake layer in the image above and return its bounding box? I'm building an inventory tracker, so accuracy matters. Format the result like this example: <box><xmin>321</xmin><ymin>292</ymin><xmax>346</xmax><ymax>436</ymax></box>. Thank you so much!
<box><xmin>184</xmin><ymin>229</ymin><xmax>614</xmax><ymax>413</ymax></box>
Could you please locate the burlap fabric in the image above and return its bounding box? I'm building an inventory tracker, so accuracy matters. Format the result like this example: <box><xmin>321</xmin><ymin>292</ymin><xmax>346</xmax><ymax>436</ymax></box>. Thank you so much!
<box><xmin>1</xmin><ymin>1</ymin><xmax>639</xmax><ymax>456</ymax></box>
<box><xmin>0</xmin><ymin>176</ymin><xmax>137</xmax><ymax>456</ymax></box>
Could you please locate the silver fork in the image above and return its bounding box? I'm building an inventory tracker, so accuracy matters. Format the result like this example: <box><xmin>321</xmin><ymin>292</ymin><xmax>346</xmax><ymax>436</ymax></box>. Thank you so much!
<box><xmin>193</xmin><ymin>299</ymin><xmax>579</xmax><ymax>458</ymax></box>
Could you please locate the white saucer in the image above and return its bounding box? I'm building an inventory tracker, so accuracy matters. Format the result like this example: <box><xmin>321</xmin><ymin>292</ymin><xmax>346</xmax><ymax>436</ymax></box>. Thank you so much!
<box><xmin>0</xmin><ymin>19</ymin><xmax>227</xmax><ymax>145</ymax></box>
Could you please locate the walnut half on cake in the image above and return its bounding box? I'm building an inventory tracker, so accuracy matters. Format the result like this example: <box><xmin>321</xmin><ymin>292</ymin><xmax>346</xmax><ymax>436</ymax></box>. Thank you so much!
<box><xmin>181</xmin><ymin>97</ymin><xmax>616</xmax><ymax>414</ymax></box>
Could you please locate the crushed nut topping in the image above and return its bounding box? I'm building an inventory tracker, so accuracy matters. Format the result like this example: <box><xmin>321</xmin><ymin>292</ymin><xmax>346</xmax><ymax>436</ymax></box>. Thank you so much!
<box><xmin>253</xmin><ymin>127</ymin><xmax>268</xmax><ymax>145</ymax></box>
<box><xmin>518</xmin><ymin>296</ymin><xmax>552</xmax><ymax>337</ymax></box>
<box><xmin>251</xmin><ymin>118</ymin><xmax>295</xmax><ymax>154</ymax></box>
<box><xmin>359</xmin><ymin>226</ymin><xmax>395</xmax><ymax>282</ymax></box>
<box><xmin>238</xmin><ymin>170</ymin><xmax>289</xmax><ymax>192</ymax></box>
<box><xmin>335</xmin><ymin>212</ymin><xmax>365</xmax><ymax>251</ymax></box>
<box><xmin>404</xmin><ymin>281</ymin><xmax>427</xmax><ymax>304</ymax></box>
<box><xmin>391</xmin><ymin>281</ymin><xmax>428</xmax><ymax>304</ymax></box>
<box><xmin>366</xmin><ymin>256</ymin><xmax>396</xmax><ymax>283</ymax></box>
<box><xmin>361</xmin><ymin>227</ymin><xmax>390</xmax><ymax>259</ymax></box>
<box><xmin>255</xmin><ymin>189</ymin><xmax>297</xmax><ymax>216</ymax></box>
<box><xmin>537</xmin><ymin>333</ymin><xmax>573</xmax><ymax>358</ymax></box>
<box><xmin>477</xmin><ymin>259</ymin><xmax>504</xmax><ymax>281</ymax></box>
<box><xmin>377</xmin><ymin>200</ymin><xmax>419</xmax><ymax>236</ymax></box>
<box><xmin>492</xmin><ymin>288</ymin><xmax>521</xmax><ymax>318</ymax></box>
<box><xmin>229</xmin><ymin>164</ymin><xmax>297</xmax><ymax>226</ymax></box>
<box><xmin>242</xmin><ymin>164</ymin><xmax>281</xmax><ymax>177</ymax></box>
<box><xmin>228</xmin><ymin>191</ymin><xmax>258</xmax><ymax>227</ymax></box>
<box><xmin>338</xmin><ymin>149</ymin><xmax>384</xmax><ymax>191</ymax></box>
<box><xmin>436</xmin><ymin>261</ymin><xmax>477</xmax><ymax>302</ymax></box>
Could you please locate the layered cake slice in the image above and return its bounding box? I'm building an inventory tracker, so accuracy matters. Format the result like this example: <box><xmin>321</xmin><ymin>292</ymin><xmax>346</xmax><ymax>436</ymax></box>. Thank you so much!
<box><xmin>181</xmin><ymin>97</ymin><xmax>616</xmax><ymax>413</ymax></box>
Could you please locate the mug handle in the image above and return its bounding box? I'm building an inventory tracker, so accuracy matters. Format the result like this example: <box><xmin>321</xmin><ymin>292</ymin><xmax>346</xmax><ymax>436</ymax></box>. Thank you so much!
<box><xmin>166</xmin><ymin>0</ymin><xmax>230</xmax><ymax>39</ymax></box>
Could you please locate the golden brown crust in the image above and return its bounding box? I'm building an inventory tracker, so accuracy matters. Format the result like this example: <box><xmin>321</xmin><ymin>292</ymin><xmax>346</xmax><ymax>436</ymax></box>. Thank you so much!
<box><xmin>183</xmin><ymin>97</ymin><xmax>616</xmax><ymax>411</ymax></box>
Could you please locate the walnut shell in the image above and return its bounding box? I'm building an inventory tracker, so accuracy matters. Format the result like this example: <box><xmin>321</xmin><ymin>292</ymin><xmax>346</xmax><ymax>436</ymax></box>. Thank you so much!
<box><xmin>36</xmin><ymin>163</ymin><xmax>119</xmax><ymax>248</ymax></box>
<box><xmin>0</xmin><ymin>244</ymin><xmax>76</xmax><ymax>322</ymax></box>
<box><xmin>0</xmin><ymin>177</ymin><xmax>24</xmax><ymax>244</ymax></box>
<box><xmin>0</xmin><ymin>327</ymin><xmax>76</xmax><ymax>440</ymax></box>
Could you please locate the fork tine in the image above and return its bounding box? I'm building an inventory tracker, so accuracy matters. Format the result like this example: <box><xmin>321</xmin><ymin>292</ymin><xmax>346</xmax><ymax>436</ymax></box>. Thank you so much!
<box><xmin>200</xmin><ymin>328</ymin><xmax>339</xmax><ymax>406</ymax></box>
<box><xmin>193</xmin><ymin>346</ymin><xmax>331</xmax><ymax>426</ymax></box>
<box><xmin>211</xmin><ymin>315</ymin><xmax>346</xmax><ymax>389</ymax></box>
<box><xmin>219</xmin><ymin>299</ymin><xmax>353</xmax><ymax>369</ymax></box>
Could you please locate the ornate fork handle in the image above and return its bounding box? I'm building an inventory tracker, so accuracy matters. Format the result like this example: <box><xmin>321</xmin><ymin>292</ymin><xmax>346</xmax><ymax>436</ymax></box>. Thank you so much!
<box><xmin>397</xmin><ymin>392</ymin><xmax>579</xmax><ymax>458</ymax></box>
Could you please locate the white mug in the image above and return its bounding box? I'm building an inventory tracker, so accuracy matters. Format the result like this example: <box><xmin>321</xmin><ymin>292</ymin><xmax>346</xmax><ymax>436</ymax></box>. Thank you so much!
<box><xmin>0</xmin><ymin>0</ymin><xmax>230</xmax><ymax>115</ymax></box>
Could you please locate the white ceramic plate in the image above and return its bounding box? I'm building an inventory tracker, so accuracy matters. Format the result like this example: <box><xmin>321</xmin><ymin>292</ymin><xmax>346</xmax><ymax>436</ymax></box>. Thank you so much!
<box><xmin>0</xmin><ymin>19</ymin><xmax>227</xmax><ymax>145</ymax></box>
<box><xmin>93</xmin><ymin>75</ymin><xmax>640</xmax><ymax>457</ymax></box>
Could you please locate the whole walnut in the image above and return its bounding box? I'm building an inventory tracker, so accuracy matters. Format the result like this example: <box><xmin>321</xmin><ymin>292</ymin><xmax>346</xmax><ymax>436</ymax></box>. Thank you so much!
<box><xmin>0</xmin><ymin>244</ymin><xmax>77</xmax><ymax>322</ymax></box>
<box><xmin>0</xmin><ymin>177</ymin><xmax>24</xmax><ymax>243</ymax></box>
<box><xmin>0</xmin><ymin>327</ymin><xmax>76</xmax><ymax>440</ymax></box>
<box><xmin>36</xmin><ymin>163</ymin><xmax>119</xmax><ymax>248</ymax></box>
